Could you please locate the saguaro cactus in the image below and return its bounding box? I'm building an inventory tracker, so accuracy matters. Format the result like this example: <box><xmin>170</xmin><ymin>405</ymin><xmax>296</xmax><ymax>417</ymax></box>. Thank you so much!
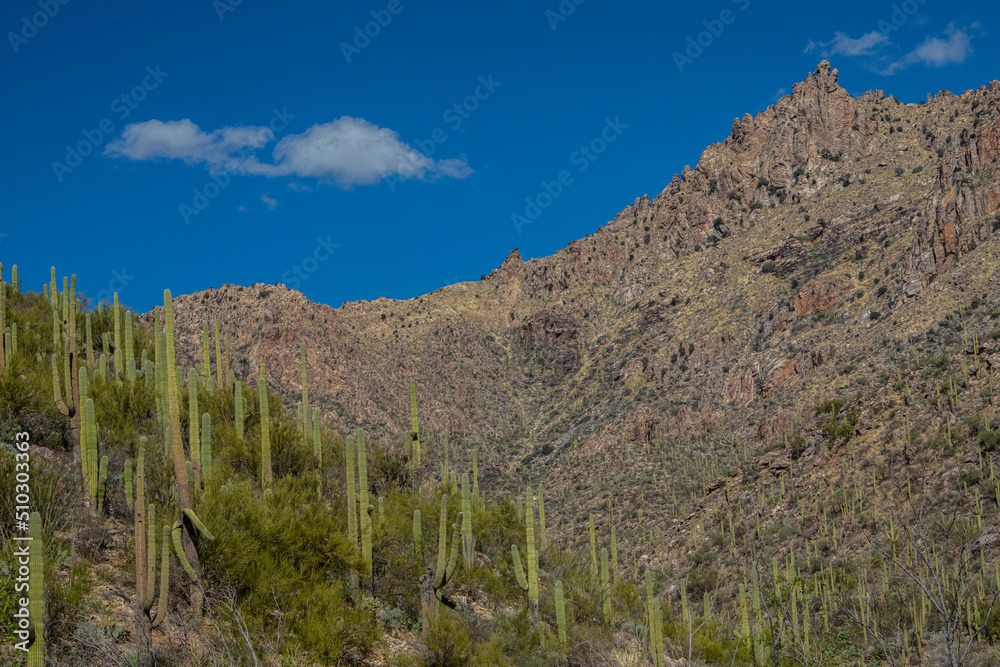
<box><xmin>27</xmin><ymin>511</ymin><xmax>44</xmax><ymax>667</ymax></box>
<box><xmin>134</xmin><ymin>437</ymin><xmax>154</xmax><ymax>666</ymax></box>
<box><xmin>525</xmin><ymin>486</ymin><xmax>538</xmax><ymax>607</ymax></box>
<box><xmin>259</xmin><ymin>364</ymin><xmax>272</xmax><ymax>490</ymax></box>
<box><xmin>357</xmin><ymin>428</ymin><xmax>372</xmax><ymax>576</ymax></box>
<box><xmin>538</xmin><ymin>483</ymin><xmax>546</xmax><ymax>548</ymax></box>
<box><xmin>124</xmin><ymin>458</ymin><xmax>133</xmax><ymax>511</ymax></box>
<box><xmin>163</xmin><ymin>290</ymin><xmax>202</xmax><ymax>598</ymax></box>
<box><xmin>97</xmin><ymin>456</ymin><xmax>109</xmax><ymax>513</ymax></box>
<box><xmin>421</xmin><ymin>494</ymin><xmax>461</xmax><ymax>632</ymax></box>
<box><xmin>512</xmin><ymin>487</ymin><xmax>540</xmax><ymax>610</ymax></box>
<box><xmin>234</xmin><ymin>380</ymin><xmax>245</xmax><ymax>443</ymax></box>
<box><xmin>555</xmin><ymin>580</ymin><xmax>567</xmax><ymax>644</ymax></box>
<box><xmin>84</xmin><ymin>398</ymin><xmax>98</xmax><ymax>507</ymax></box>
<box><xmin>51</xmin><ymin>353</ymin><xmax>70</xmax><ymax>416</ymax></box>
<box><xmin>312</xmin><ymin>407</ymin><xmax>322</xmax><ymax>499</ymax></box>
<box><xmin>589</xmin><ymin>513</ymin><xmax>598</xmax><ymax>578</ymax></box>
<box><xmin>611</xmin><ymin>524</ymin><xmax>619</xmax><ymax>584</ymax></box>
<box><xmin>0</xmin><ymin>281</ymin><xmax>5</xmax><ymax>372</ymax></box>
<box><xmin>413</xmin><ymin>509</ymin><xmax>422</xmax><ymax>558</ymax></box>
<box><xmin>461</xmin><ymin>473</ymin><xmax>475</xmax><ymax>568</ymax></box>
<box><xmin>188</xmin><ymin>369</ymin><xmax>201</xmax><ymax>489</ymax></box>
<box><xmin>201</xmin><ymin>413</ymin><xmax>212</xmax><ymax>484</ymax></box>
<box><xmin>646</xmin><ymin>570</ymin><xmax>661</xmax><ymax>667</ymax></box>
<box><xmin>85</xmin><ymin>311</ymin><xmax>95</xmax><ymax>374</ymax></box>
<box><xmin>312</xmin><ymin>407</ymin><xmax>322</xmax><ymax>463</ymax></box>
<box><xmin>145</xmin><ymin>503</ymin><xmax>156</xmax><ymax>608</ymax></box>
<box><xmin>124</xmin><ymin>312</ymin><xmax>134</xmax><ymax>371</ymax></box>
<box><xmin>345</xmin><ymin>435</ymin><xmax>359</xmax><ymax>595</ymax></box>
<box><xmin>151</xmin><ymin>524</ymin><xmax>171</xmax><ymax>628</ymax></box>
<box><xmin>601</xmin><ymin>548</ymin><xmax>611</xmax><ymax>623</ymax></box>
<box><xmin>113</xmin><ymin>293</ymin><xmax>122</xmax><ymax>380</ymax></box>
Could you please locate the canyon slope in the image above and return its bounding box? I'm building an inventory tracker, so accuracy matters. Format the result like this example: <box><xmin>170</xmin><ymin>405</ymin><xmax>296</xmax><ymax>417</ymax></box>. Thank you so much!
<box><xmin>156</xmin><ymin>60</ymin><xmax>1000</xmax><ymax>550</ymax></box>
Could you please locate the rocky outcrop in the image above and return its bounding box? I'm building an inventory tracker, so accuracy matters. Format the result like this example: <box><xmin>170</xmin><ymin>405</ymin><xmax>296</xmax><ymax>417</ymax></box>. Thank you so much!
<box><xmin>521</xmin><ymin>307</ymin><xmax>579</xmax><ymax>371</ymax></box>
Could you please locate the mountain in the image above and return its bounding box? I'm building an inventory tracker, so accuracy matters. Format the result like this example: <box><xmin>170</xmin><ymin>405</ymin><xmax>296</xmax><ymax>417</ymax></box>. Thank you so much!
<box><xmin>148</xmin><ymin>63</ymin><xmax>1000</xmax><ymax>650</ymax></box>
<box><xmin>159</xmin><ymin>60</ymin><xmax>1000</xmax><ymax>491</ymax></box>
<box><xmin>9</xmin><ymin>60</ymin><xmax>1000</xmax><ymax>666</ymax></box>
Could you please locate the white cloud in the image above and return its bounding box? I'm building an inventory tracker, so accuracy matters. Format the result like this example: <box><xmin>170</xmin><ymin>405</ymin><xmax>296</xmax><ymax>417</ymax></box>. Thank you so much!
<box><xmin>237</xmin><ymin>205</ymin><xmax>249</xmax><ymax>212</ymax></box>
<box><xmin>261</xmin><ymin>193</ymin><xmax>277</xmax><ymax>210</ymax></box>
<box><xmin>286</xmin><ymin>182</ymin><xmax>311</xmax><ymax>192</ymax></box>
<box><xmin>907</xmin><ymin>25</ymin><xmax>972</xmax><ymax>66</ymax></box>
<box><xmin>826</xmin><ymin>31</ymin><xmax>890</xmax><ymax>56</ymax></box>
<box><xmin>807</xmin><ymin>31</ymin><xmax>890</xmax><ymax>59</ymax></box>
<box><xmin>881</xmin><ymin>23</ymin><xmax>974</xmax><ymax>74</ymax></box>
<box><xmin>105</xmin><ymin>116</ymin><xmax>472</xmax><ymax>188</ymax></box>
<box><xmin>104</xmin><ymin>119</ymin><xmax>273</xmax><ymax>170</ymax></box>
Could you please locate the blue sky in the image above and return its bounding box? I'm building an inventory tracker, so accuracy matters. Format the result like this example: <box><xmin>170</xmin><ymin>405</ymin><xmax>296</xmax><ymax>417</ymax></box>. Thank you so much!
<box><xmin>2</xmin><ymin>0</ymin><xmax>995</xmax><ymax>312</ymax></box>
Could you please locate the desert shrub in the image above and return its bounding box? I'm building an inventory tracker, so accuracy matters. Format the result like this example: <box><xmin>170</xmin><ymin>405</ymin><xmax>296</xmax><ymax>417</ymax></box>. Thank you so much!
<box><xmin>686</xmin><ymin>565</ymin><xmax>719</xmax><ymax>599</ymax></box>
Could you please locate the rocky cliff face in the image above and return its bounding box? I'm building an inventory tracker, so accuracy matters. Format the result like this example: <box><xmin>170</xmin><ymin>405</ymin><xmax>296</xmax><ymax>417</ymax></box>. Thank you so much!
<box><xmin>154</xmin><ymin>62</ymin><xmax>1000</xmax><ymax>523</ymax></box>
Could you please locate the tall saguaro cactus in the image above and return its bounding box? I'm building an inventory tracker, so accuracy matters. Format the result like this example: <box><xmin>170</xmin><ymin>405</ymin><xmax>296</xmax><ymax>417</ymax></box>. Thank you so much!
<box><xmin>357</xmin><ymin>428</ymin><xmax>372</xmax><ymax>578</ymax></box>
<box><xmin>512</xmin><ymin>486</ymin><xmax>540</xmax><ymax>610</ymax></box>
<box><xmin>188</xmin><ymin>368</ymin><xmax>201</xmax><ymax>489</ymax></box>
<box><xmin>84</xmin><ymin>398</ymin><xmax>98</xmax><ymax>508</ymax></box>
<box><xmin>600</xmin><ymin>548</ymin><xmax>611</xmax><ymax>623</ymax></box>
<box><xmin>421</xmin><ymin>494</ymin><xmax>461</xmax><ymax>633</ymax></box>
<box><xmin>51</xmin><ymin>353</ymin><xmax>70</xmax><ymax>416</ymax></box>
<box><xmin>0</xmin><ymin>280</ymin><xmax>6</xmax><ymax>372</ymax></box>
<box><xmin>134</xmin><ymin>437</ymin><xmax>153</xmax><ymax>666</ymax></box>
<box><xmin>201</xmin><ymin>413</ymin><xmax>212</xmax><ymax>484</ymax></box>
<box><xmin>68</xmin><ymin>276</ymin><xmax>80</xmax><ymax>452</ymax></box>
<box><xmin>259</xmin><ymin>364</ymin><xmax>272</xmax><ymax>490</ymax></box>
<box><xmin>525</xmin><ymin>486</ymin><xmax>538</xmax><ymax>607</ymax></box>
<box><xmin>124</xmin><ymin>311</ymin><xmax>134</xmax><ymax>371</ymax></box>
<box><xmin>234</xmin><ymin>380</ymin><xmax>245</xmax><ymax>443</ymax></box>
<box><xmin>345</xmin><ymin>435</ymin><xmax>359</xmax><ymax>595</ymax></box>
<box><xmin>461</xmin><ymin>473</ymin><xmax>475</xmax><ymax>568</ymax></box>
<box><xmin>589</xmin><ymin>513</ymin><xmax>598</xmax><ymax>578</ymax></box>
<box><xmin>163</xmin><ymin>290</ymin><xmax>202</xmax><ymax>599</ymax></box>
<box><xmin>413</xmin><ymin>509</ymin><xmax>422</xmax><ymax>558</ymax></box>
<box><xmin>85</xmin><ymin>311</ymin><xmax>95</xmax><ymax>375</ymax></box>
<box><xmin>555</xmin><ymin>580</ymin><xmax>567</xmax><ymax>644</ymax></box>
<box><xmin>113</xmin><ymin>293</ymin><xmax>123</xmax><ymax>380</ymax></box>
